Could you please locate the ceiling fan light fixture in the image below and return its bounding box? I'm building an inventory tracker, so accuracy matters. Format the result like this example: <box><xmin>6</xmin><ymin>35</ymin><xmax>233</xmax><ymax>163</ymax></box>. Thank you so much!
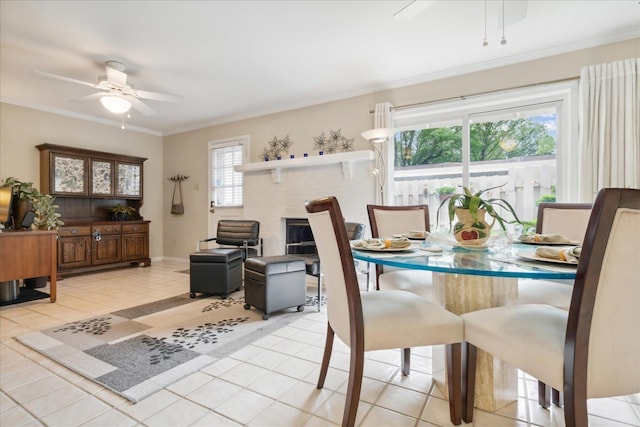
<box><xmin>100</xmin><ymin>95</ymin><xmax>132</xmax><ymax>114</ymax></box>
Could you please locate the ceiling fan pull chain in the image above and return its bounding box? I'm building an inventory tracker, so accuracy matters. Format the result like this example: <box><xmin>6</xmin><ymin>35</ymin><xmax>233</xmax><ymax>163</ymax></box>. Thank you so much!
<box><xmin>501</xmin><ymin>0</ymin><xmax>507</xmax><ymax>45</ymax></box>
<box><xmin>483</xmin><ymin>0</ymin><xmax>488</xmax><ymax>46</ymax></box>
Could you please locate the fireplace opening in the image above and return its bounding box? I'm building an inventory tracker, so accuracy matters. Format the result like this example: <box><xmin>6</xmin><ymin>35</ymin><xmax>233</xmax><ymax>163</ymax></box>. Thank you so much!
<box><xmin>285</xmin><ymin>218</ymin><xmax>316</xmax><ymax>255</ymax></box>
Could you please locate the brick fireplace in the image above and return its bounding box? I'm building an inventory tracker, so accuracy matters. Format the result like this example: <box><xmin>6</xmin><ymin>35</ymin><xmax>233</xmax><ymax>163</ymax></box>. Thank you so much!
<box><xmin>238</xmin><ymin>155</ymin><xmax>374</xmax><ymax>256</ymax></box>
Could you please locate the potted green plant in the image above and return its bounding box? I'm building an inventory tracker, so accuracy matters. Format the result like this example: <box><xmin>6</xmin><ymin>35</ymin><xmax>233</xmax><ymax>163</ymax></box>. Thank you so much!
<box><xmin>2</xmin><ymin>177</ymin><xmax>64</xmax><ymax>288</ymax></box>
<box><xmin>1</xmin><ymin>177</ymin><xmax>64</xmax><ymax>230</ymax></box>
<box><xmin>437</xmin><ymin>184</ymin><xmax>522</xmax><ymax>244</ymax></box>
<box><xmin>110</xmin><ymin>204</ymin><xmax>136</xmax><ymax>221</ymax></box>
<box><xmin>435</xmin><ymin>185</ymin><xmax>456</xmax><ymax>202</ymax></box>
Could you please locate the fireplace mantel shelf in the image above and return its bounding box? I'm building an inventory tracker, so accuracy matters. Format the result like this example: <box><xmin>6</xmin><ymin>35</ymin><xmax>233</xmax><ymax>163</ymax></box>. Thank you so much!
<box><xmin>234</xmin><ymin>149</ymin><xmax>374</xmax><ymax>183</ymax></box>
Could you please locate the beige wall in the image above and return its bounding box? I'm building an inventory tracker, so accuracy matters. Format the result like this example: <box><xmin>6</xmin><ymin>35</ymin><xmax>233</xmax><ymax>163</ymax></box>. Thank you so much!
<box><xmin>1</xmin><ymin>38</ymin><xmax>637</xmax><ymax>261</ymax></box>
<box><xmin>0</xmin><ymin>104</ymin><xmax>164</xmax><ymax>258</ymax></box>
<box><xmin>163</xmin><ymin>38</ymin><xmax>638</xmax><ymax>260</ymax></box>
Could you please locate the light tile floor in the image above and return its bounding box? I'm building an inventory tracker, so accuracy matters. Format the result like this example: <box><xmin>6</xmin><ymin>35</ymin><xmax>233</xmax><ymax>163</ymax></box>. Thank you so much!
<box><xmin>1</xmin><ymin>261</ymin><xmax>639</xmax><ymax>426</ymax></box>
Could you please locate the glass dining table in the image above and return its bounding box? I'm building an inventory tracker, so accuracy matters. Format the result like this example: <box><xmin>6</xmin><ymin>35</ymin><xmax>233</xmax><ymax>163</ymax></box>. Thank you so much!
<box><xmin>352</xmin><ymin>241</ymin><xmax>577</xmax><ymax>412</ymax></box>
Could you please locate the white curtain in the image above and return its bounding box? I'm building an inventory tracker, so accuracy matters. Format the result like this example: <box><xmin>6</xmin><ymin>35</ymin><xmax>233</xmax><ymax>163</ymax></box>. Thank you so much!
<box><xmin>577</xmin><ymin>58</ymin><xmax>640</xmax><ymax>201</ymax></box>
<box><xmin>373</xmin><ymin>102</ymin><xmax>393</xmax><ymax>129</ymax></box>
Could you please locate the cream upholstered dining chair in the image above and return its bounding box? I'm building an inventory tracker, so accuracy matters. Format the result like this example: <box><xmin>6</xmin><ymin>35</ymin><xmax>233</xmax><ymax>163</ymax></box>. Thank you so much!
<box><xmin>306</xmin><ymin>197</ymin><xmax>464</xmax><ymax>426</ymax></box>
<box><xmin>367</xmin><ymin>204</ymin><xmax>433</xmax><ymax>300</ymax></box>
<box><xmin>462</xmin><ymin>188</ymin><xmax>640</xmax><ymax>426</ymax></box>
<box><xmin>517</xmin><ymin>203</ymin><xmax>592</xmax><ymax>407</ymax></box>
<box><xmin>517</xmin><ymin>202</ymin><xmax>593</xmax><ymax>310</ymax></box>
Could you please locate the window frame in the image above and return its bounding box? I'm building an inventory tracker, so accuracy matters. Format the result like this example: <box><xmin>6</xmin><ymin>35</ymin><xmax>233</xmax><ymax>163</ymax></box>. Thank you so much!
<box><xmin>391</xmin><ymin>80</ymin><xmax>579</xmax><ymax>202</ymax></box>
<box><xmin>208</xmin><ymin>136</ymin><xmax>249</xmax><ymax>209</ymax></box>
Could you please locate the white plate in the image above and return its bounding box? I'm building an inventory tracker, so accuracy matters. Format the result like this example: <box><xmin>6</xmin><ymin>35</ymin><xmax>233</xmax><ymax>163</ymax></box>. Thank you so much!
<box><xmin>351</xmin><ymin>244</ymin><xmax>414</xmax><ymax>252</ymax></box>
<box><xmin>392</xmin><ymin>233</ymin><xmax>427</xmax><ymax>240</ymax></box>
<box><xmin>516</xmin><ymin>250</ymin><xmax>579</xmax><ymax>265</ymax></box>
<box><xmin>518</xmin><ymin>240</ymin><xmax>581</xmax><ymax>246</ymax></box>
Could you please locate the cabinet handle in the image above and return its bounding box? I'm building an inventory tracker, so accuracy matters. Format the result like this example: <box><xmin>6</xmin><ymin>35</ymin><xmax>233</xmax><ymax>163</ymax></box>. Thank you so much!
<box><xmin>70</xmin><ymin>229</ymin><xmax>78</xmax><ymax>234</ymax></box>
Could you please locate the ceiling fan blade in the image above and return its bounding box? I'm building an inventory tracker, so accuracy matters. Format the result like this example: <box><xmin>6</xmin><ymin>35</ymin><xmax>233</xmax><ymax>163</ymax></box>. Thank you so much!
<box><xmin>134</xmin><ymin>89</ymin><xmax>182</xmax><ymax>104</ymax></box>
<box><xmin>34</xmin><ymin>70</ymin><xmax>97</xmax><ymax>88</ymax></box>
<box><xmin>393</xmin><ymin>0</ymin><xmax>435</xmax><ymax>20</ymax></box>
<box><xmin>106</xmin><ymin>64</ymin><xmax>128</xmax><ymax>87</ymax></box>
<box><xmin>72</xmin><ymin>92</ymin><xmax>105</xmax><ymax>103</ymax></box>
<box><xmin>127</xmin><ymin>96</ymin><xmax>157</xmax><ymax>116</ymax></box>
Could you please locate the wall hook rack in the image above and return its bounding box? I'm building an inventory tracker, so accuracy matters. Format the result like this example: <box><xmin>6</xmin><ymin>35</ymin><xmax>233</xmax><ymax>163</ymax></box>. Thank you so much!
<box><xmin>168</xmin><ymin>174</ymin><xmax>189</xmax><ymax>182</ymax></box>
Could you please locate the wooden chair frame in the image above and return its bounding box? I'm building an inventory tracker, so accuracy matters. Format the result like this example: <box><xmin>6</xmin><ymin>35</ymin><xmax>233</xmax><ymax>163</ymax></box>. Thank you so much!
<box><xmin>366</xmin><ymin>204</ymin><xmax>430</xmax><ymax>290</ymax></box>
<box><xmin>464</xmin><ymin>188</ymin><xmax>640</xmax><ymax>426</ymax></box>
<box><xmin>534</xmin><ymin>202</ymin><xmax>592</xmax><ymax>407</ymax></box>
<box><xmin>308</xmin><ymin>197</ymin><xmax>461</xmax><ymax>427</ymax></box>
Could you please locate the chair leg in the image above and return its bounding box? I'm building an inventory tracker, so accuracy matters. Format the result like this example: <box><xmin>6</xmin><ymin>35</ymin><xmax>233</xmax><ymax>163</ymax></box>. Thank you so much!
<box><xmin>401</xmin><ymin>348</ymin><xmax>411</xmax><ymax>376</ymax></box>
<box><xmin>375</xmin><ymin>265</ymin><xmax>382</xmax><ymax>290</ymax></box>
<box><xmin>343</xmin><ymin>337</ymin><xmax>365</xmax><ymax>427</ymax></box>
<box><xmin>317</xmin><ymin>323</ymin><xmax>334</xmax><ymax>389</ymax></box>
<box><xmin>552</xmin><ymin>388</ymin><xmax>562</xmax><ymax>406</ymax></box>
<box><xmin>446</xmin><ymin>343</ymin><xmax>462</xmax><ymax>425</ymax></box>
<box><xmin>564</xmin><ymin>379</ymin><xmax>588</xmax><ymax>427</ymax></box>
<box><xmin>462</xmin><ymin>342</ymin><xmax>477</xmax><ymax>423</ymax></box>
<box><xmin>538</xmin><ymin>381</ymin><xmax>551</xmax><ymax>408</ymax></box>
<box><xmin>317</xmin><ymin>272</ymin><xmax>321</xmax><ymax>312</ymax></box>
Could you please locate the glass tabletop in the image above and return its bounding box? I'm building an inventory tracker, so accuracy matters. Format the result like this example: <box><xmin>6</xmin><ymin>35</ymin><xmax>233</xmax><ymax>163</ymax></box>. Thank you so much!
<box><xmin>351</xmin><ymin>242</ymin><xmax>577</xmax><ymax>280</ymax></box>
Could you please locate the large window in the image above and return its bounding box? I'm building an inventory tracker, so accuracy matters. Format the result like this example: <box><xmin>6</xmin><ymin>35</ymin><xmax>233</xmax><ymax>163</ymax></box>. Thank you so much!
<box><xmin>209</xmin><ymin>137</ymin><xmax>248</xmax><ymax>208</ymax></box>
<box><xmin>391</xmin><ymin>81</ymin><xmax>577</xmax><ymax>229</ymax></box>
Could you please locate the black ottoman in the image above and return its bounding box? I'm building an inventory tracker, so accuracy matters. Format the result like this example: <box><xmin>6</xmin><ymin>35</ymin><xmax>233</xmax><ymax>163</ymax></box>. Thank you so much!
<box><xmin>190</xmin><ymin>248</ymin><xmax>243</xmax><ymax>298</ymax></box>
<box><xmin>244</xmin><ymin>255</ymin><xmax>306</xmax><ymax>320</ymax></box>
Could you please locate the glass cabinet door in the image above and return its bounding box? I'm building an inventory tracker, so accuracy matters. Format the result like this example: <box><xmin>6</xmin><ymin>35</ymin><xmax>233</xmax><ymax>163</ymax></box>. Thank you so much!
<box><xmin>90</xmin><ymin>159</ymin><xmax>114</xmax><ymax>196</ymax></box>
<box><xmin>116</xmin><ymin>162</ymin><xmax>142</xmax><ymax>198</ymax></box>
<box><xmin>51</xmin><ymin>153</ymin><xmax>88</xmax><ymax>196</ymax></box>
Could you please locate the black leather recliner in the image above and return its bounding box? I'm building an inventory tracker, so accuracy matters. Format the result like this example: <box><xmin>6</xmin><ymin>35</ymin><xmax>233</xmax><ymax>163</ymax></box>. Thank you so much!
<box><xmin>197</xmin><ymin>220</ymin><xmax>263</xmax><ymax>260</ymax></box>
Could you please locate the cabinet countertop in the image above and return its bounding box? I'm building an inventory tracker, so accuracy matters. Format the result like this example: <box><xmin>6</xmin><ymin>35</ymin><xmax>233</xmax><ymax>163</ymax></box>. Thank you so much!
<box><xmin>60</xmin><ymin>220</ymin><xmax>150</xmax><ymax>227</ymax></box>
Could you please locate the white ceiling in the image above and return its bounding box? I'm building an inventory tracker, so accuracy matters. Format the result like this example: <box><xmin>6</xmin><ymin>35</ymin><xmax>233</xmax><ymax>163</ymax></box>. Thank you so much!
<box><xmin>1</xmin><ymin>1</ymin><xmax>638</xmax><ymax>136</ymax></box>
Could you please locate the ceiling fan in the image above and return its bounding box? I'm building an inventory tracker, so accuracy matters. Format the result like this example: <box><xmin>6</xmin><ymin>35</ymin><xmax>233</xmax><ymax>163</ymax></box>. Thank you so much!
<box><xmin>35</xmin><ymin>61</ymin><xmax>182</xmax><ymax>116</ymax></box>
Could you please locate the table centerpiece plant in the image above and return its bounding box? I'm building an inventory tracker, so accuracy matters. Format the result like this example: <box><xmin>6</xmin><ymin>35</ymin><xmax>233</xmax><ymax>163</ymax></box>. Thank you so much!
<box><xmin>437</xmin><ymin>184</ymin><xmax>522</xmax><ymax>245</ymax></box>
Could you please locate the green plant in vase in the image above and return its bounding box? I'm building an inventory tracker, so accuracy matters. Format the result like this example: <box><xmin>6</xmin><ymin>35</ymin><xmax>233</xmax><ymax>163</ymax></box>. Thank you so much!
<box><xmin>437</xmin><ymin>184</ymin><xmax>521</xmax><ymax>245</ymax></box>
<box><xmin>110</xmin><ymin>204</ymin><xmax>136</xmax><ymax>221</ymax></box>
<box><xmin>1</xmin><ymin>177</ymin><xmax>64</xmax><ymax>230</ymax></box>
<box><xmin>1</xmin><ymin>177</ymin><xmax>63</xmax><ymax>288</ymax></box>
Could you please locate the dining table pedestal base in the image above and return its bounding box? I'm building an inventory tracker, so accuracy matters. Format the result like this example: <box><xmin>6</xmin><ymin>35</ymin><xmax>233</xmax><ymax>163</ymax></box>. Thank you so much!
<box><xmin>432</xmin><ymin>271</ymin><xmax>518</xmax><ymax>412</ymax></box>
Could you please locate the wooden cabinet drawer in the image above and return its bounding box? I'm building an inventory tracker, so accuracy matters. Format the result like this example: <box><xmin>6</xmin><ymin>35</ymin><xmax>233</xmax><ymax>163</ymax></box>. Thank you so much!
<box><xmin>122</xmin><ymin>223</ymin><xmax>148</xmax><ymax>234</ymax></box>
<box><xmin>92</xmin><ymin>224</ymin><xmax>121</xmax><ymax>235</ymax></box>
<box><xmin>59</xmin><ymin>226</ymin><xmax>91</xmax><ymax>237</ymax></box>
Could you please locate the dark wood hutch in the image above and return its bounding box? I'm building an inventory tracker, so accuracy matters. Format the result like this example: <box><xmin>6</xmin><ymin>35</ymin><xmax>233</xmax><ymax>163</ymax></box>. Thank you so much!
<box><xmin>37</xmin><ymin>144</ymin><xmax>151</xmax><ymax>276</ymax></box>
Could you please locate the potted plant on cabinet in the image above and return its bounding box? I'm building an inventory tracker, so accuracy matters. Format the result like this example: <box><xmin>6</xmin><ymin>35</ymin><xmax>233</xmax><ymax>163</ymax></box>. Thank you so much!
<box><xmin>437</xmin><ymin>184</ymin><xmax>521</xmax><ymax>245</ymax></box>
<box><xmin>110</xmin><ymin>204</ymin><xmax>136</xmax><ymax>221</ymax></box>
<box><xmin>1</xmin><ymin>177</ymin><xmax>64</xmax><ymax>230</ymax></box>
<box><xmin>1</xmin><ymin>177</ymin><xmax>64</xmax><ymax>288</ymax></box>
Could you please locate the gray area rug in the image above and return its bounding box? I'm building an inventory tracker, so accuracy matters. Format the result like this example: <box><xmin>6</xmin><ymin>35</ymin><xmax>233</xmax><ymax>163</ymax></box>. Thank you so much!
<box><xmin>16</xmin><ymin>290</ymin><xmax>322</xmax><ymax>403</ymax></box>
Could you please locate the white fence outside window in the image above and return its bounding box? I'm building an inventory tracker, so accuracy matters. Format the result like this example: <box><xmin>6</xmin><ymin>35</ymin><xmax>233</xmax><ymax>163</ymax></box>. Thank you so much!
<box><xmin>393</xmin><ymin>156</ymin><xmax>556</xmax><ymax>231</ymax></box>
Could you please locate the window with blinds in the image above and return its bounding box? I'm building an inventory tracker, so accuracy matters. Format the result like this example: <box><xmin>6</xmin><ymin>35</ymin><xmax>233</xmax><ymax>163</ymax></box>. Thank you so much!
<box><xmin>209</xmin><ymin>137</ymin><xmax>247</xmax><ymax>208</ymax></box>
